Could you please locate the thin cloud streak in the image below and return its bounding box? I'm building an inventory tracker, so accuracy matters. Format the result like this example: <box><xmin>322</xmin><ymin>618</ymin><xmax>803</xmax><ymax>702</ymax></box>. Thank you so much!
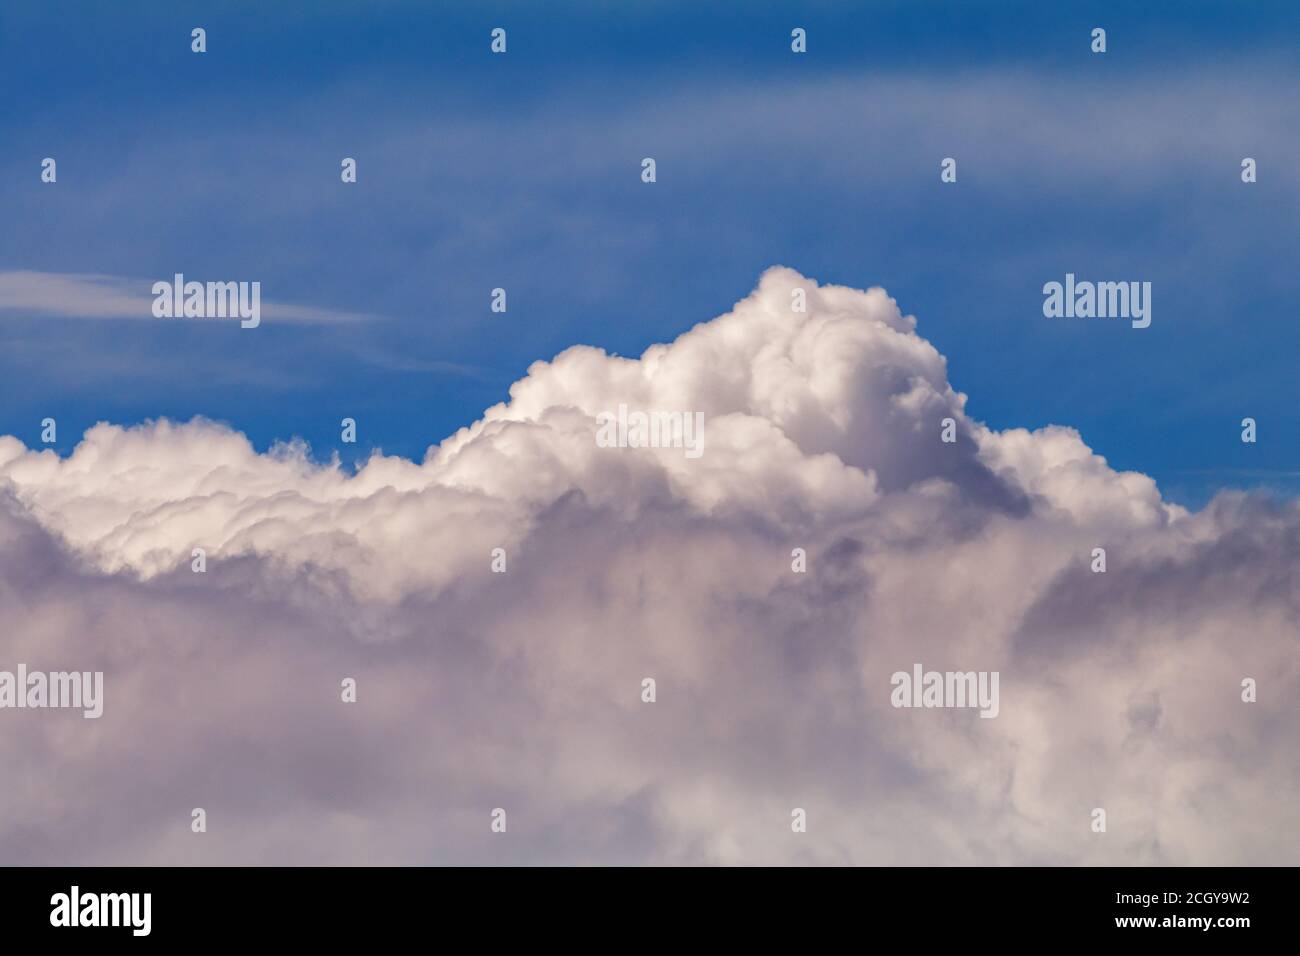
<box><xmin>0</xmin><ymin>271</ymin><xmax>378</xmax><ymax>326</ymax></box>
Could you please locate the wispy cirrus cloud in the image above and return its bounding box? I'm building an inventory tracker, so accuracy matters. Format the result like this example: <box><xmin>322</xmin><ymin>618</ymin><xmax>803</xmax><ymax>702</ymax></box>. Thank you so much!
<box><xmin>0</xmin><ymin>270</ymin><xmax>377</xmax><ymax>325</ymax></box>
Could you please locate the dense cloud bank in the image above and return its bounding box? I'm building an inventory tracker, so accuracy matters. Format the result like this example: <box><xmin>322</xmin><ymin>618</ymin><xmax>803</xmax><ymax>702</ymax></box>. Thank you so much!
<box><xmin>0</xmin><ymin>268</ymin><xmax>1295</xmax><ymax>864</ymax></box>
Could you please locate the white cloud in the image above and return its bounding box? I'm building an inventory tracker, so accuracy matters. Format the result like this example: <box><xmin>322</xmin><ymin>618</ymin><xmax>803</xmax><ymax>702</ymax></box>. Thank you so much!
<box><xmin>0</xmin><ymin>267</ymin><xmax>1295</xmax><ymax>864</ymax></box>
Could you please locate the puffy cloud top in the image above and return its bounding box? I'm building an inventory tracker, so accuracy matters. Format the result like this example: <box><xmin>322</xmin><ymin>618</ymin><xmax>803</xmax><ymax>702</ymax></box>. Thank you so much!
<box><xmin>0</xmin><ymin>268</ymin><xmax>1175</xmax><ymax>596</ymax></box>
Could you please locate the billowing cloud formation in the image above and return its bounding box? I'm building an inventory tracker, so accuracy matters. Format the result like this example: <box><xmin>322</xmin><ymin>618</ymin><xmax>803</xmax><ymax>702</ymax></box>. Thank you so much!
<box><xmin>0</xmin><ymin>268</ymin><xmax>1295</xmax><ymax>865</ymax></box>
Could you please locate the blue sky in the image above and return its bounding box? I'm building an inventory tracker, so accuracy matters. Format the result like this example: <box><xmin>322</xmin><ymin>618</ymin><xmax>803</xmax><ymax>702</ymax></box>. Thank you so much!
<box><xmin>2</xmin><ymin>0</ymin><xmax>1297</xmax><ymax>507</ymax></box>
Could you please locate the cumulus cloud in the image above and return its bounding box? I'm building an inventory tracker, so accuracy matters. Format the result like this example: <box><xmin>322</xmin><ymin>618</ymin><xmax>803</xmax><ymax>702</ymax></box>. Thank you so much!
<box><xmin>0</xmin><ymin>267</ymin><xmax>1295</xmax><ymax>864</ymax></box>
